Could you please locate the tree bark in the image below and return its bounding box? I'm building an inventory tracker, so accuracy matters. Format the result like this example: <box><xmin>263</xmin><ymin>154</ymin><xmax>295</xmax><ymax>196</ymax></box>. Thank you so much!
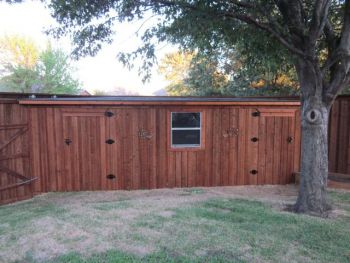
<box><xmin>295</xmin><ymin>95</ymin><xmax>331</xmax><ymax>216</ymax></box>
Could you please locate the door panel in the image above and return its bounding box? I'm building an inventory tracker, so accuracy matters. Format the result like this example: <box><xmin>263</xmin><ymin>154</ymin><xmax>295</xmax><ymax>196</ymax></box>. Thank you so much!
<box><xmin>63</xmin><ymin>115</ymin><xmax>112</xmax><ymax>191</ymax></box>
<box><xmin>257</xmin><ymin>114</ymin><xmax>296</xmax><ymax>184</ymax></box>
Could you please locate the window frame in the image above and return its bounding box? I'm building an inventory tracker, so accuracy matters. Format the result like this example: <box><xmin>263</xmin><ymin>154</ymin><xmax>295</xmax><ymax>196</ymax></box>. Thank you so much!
<box><xmin>168</xmin><ymin>110</ymin><xmax>205</xmax><ymax>151</ymax></box>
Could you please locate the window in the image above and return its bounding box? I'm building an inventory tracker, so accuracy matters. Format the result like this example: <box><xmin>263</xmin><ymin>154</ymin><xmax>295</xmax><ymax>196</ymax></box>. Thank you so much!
<box><xmin>171</xmin><ymin>112</ymin><xmax>202</xmax><ymax>148</ymax></box>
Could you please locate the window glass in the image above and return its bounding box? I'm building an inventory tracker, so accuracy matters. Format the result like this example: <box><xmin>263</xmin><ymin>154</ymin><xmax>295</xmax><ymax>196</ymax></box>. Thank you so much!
<box><xmin>172</xmin><ymin>112</ymin><xmax>200</xmax><ymax>128</ymax></box>
<box><xmin>171</xmin><ymin>112</ymin><xmax>201</xmax><ymax>147</ymax></box>
<box><xmin>172</xmin><ymin>130</ymin><xmax>200</xmax><ymax>146</ymax></box>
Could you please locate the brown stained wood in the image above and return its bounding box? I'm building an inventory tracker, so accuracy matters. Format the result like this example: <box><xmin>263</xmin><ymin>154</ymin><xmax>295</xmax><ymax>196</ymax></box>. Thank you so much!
<box><xmin>175</xmin><ymin>152</ymin><xmax>182</xmax><ymax>187</ymax></box>
<box><xmin>212</xmin><ymin>108</ymin><xmax>222</xmax><ymax>186</ymax></box>
<box><xmin>204</xmin><ymin>109</ymin><xmax>213</xmax><ymax>187</ymax></box>
<box><xmin>46</xmin><ymin>108</ymin><xmax>57</xmax><ymax>191</ymax></box>
<box><xmin>287</xmin><ymin>117</ymin><xmax>296</xmax><ymax>183</ymax></box>
<box><xmin>149</xmin><ymin>108</ymin><xmax>157</xmax><ymax>189</ymax></box>
<box><xmin>248</xmin><ymin>108</ymin><xmax>259</xmax><ymax>185</ymax></box>
<box><xmin>187</xmin><ymin>151</ymin><xmax>196</xmax><ymax>187</ymax></box>
<box><xmin>106</xmin><ymin>113</ymin><xmax>117</xmax><ymax>190</ymax></box>
<box><xmin>0</xmin><ymin>164</ymin><xmax>30</xmax><ymax>181</ymax></box>
<box><xmin>329</xmin><ymin>101</ymin><xmax>340</xmax><ymax>172</ymax></box>
<box><xmin>258</xmin><ymin>117</ymin><xmax>267</xmax><ymax>185</ymax></box>
<box><xmin>54</xmin><ymin>109</ymin><xmax>64</xmax><ymax>191</ymax></box>
<box><xmin>0</xmin><ymin>124</ymin><xmax>27</xmax><ymax>130</ymax></box>
<box><xmin>228</xmin><ymin>108</ymin><xmax>239</xmax><ymax>185</ymax></box>
<box><xmin>100</xmin><ymin>117</ymin><xmax>108</xmax><ymax>190</ymax></box>
<box><xmin>10</xmin><ymin>97</ymin><xmax>350</xmax><ymax>201</ymax></box>
<box><xmin>293</xmin><ymin>109</ymin><xmax>301</xmax><ymax>173</ymax></box>
<box><xmin>0</xmin><ymin>127</ymin><xmax>28</xmax><ymax>152</ymax></box>
<box><xmin>122</xmin><ymin>109</ymin><xmax>132</xmax><ymax>190</ymax></box>
<box><xmin>132</xmin><ymin>110</ymin><xmax>141</xmax><ymax>190</ymax></box>
<box><xmin>265</xmin><ymin>117</ymin><xmax>275</xmax><ymax>184</ymax></box>
<box><xmin>273</xmin><ymin>118</ymin><xmax>282</xmax><ymax>184</ymax></box>
<box><xmin>280</xmin><ymin>118</ymin><xmax>289</xmax><ymax>184</ymax></box>
<box><xmin>0</xmin><ymin>153</ymin><xmax>29</xmax><ymax>161</ymax></box>
<box><xmin>157</xmin><ymin>108</ymin><xmax>167</xmax><ymax>188</ymax></box>
<box><xmin>0</xmin><ymin>102</ymin><xmax>32</xmax><ymax>205</ymax></box>
<box><xmin>0</xmin><ymin>178</ymin><xmax>36</xmax><ymax>191</ymax></box>
<box><xmin>337</xmin><ymin>100</ymin><xmax>349</xmax><ymax>173</ymax></box>
<box><xmin>181</xmin><ymin>151</ymin><xmax>188</xmax><ymax>187</ymax></box>
<box><xmin>221</xmin><ymin>108</ymin><xmax>230</xmax><ymax>186</ymax></box>
<box><xmin>237</xmin><ymin>108</ymin><xmax>247</xmax><ymax>185</ymax></box>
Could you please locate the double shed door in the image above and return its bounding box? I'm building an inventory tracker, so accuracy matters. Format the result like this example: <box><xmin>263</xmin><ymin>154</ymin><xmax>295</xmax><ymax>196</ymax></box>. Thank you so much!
<box><xmin>62</xmin><ymin>108</ymin><xmax>156</xmax><ymax>191</ymax></box>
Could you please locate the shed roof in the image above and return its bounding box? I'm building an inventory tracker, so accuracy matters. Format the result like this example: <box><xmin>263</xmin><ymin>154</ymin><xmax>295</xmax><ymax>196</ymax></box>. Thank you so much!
<box><xmin>18</xmin><ymin>95</ymin><xmax>301</xmax><ymax>106</ymax></box>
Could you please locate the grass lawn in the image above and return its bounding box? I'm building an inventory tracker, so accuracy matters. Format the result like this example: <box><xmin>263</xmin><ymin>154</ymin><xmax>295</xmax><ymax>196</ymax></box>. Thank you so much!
<box><xmin>0</xmin><ymin>186</ymin><xmax>349</xmax><ymax>263</ymax></box>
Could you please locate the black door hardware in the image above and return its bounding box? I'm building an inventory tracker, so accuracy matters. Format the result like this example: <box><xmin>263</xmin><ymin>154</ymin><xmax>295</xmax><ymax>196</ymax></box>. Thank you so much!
<box><xmin>252</xmin><ymin>109</ymin><xmax>260</xmax><ymax>117</ymax></box>
<box><xmin>251</xmin><ymin>137</ymin><xmax>259</xmax><ymax>142</ymax></box>
<box><xmin>287</xmin><ymin>137</ymin><xmax>293</xmax><ymax>143</ymax></box>
<box><xmin>250</xmin><ymin>170</ymin><xmax>258</xmax><ymax>175</ymax></box>
<box><xmin>65</xmin><ymin>138</ymin><xmax>72</xmax><ymax>145</ymax></box>
<box><xmin>106</xmin><ymin>139</ymin><xmax>115</xmax><ymax>144</ymax></box>
<box><xmin>105</xmin><ymin>111</ymin><xmax>114</xmax><ymax>117</ymax></box>
<box><xmin>106</xmin><ymin>174</ymin><xmax>116</xmax><ymax>179</ymax></box>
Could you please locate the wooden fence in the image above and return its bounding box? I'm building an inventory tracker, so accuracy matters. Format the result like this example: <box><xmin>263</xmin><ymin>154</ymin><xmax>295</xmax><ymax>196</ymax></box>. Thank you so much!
<box><xmin>329</xmin><ymin>96</ymin><xmax>350</xmax><ymax>174</ymax></box>
<box><xmin>0</xmin><ymin>99</ymin><xmax>34</xmax><ymax>205</ymax></box>
<box><xmin>0</xmin><ymin>94</ymin><xmax>349</xmax><ymax>205</ymax></box>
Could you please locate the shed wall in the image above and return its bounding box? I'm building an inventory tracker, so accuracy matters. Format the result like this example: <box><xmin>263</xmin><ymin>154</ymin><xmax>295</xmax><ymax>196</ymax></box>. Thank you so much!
<box><xmin>1</xmin><ymin>95</ymin><xmax>349</xmax><ymax>205</ymax></box>
<box><xmin>28</xmin><ymin>105</ymin><xmax>301</xmax><ymax>192</ymax></box>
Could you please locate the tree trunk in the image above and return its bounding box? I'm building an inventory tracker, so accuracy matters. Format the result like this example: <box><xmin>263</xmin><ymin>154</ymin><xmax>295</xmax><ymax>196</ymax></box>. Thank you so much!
<box><xmin>295</xmin><ymin>95</ymin><xmax>331</xmax><ymax>216</ymax></box>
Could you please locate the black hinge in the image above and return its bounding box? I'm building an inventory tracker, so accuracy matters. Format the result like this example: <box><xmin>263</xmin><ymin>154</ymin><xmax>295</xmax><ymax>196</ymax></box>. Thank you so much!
<box><xmin>251</xmin><ymin>137</ymin><xmax>259</xmax><ymax>142</ymax></box>
<box><xmin>105</xmin><ymin>111</ymin><xmax>114</xmax><ymax>117</ymax></box>
<box><xmin>250</xmin><ymin>169</ymin><xmax>258</xmax><ymax>175</ymax></box>
<box><xmin>65</xmin><ymin>138</ymin><xmax>72</xmax><ymax>145</ymax></box>
<box><xmin>252</xmin><ymin>109</ymin><xmax>260</xmax><ymax>117</ymax></box>
<box><xmin>105</xmin><ymin>139</ymin><xmax>115</xmax><ymax>144</ymax></box>
<box><xmin>106</xmin><ymin>174</ymin><xmax>116</xmax><ymax>179</ymax></box>
<box><xmin>287</xmin><ymin>137</ymin><xmax>293</xmax><ymax>143</ymax></box>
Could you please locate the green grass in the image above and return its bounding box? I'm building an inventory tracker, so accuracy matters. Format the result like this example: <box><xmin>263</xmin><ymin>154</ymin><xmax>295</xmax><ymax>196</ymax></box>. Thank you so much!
<box><xmin>1</xmin><ymin>189</ymin><xmax>350</xmax><ymax>263</ymax></box>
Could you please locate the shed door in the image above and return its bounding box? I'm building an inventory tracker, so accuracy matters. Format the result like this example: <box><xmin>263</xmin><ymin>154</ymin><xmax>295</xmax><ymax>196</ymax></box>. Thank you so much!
<box><xmin>246</xmin><ymin>108</ymin><xmax>298</xmax><ymax>185</ymax></box>
<box><xmin>63</xmin><ymin>112</ymin><xmax>119</xmax><ymax>191</ymax></box>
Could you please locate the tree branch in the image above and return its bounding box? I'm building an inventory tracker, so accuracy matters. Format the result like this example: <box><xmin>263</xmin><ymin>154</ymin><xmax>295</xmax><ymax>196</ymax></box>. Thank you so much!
<box><xmin>222</xmin><ymin>12</ymin><xmax>309</xmax><ymax>59</ymax></box>
<box><xmin>309</xmin><ymin>0</ymin><xmax>331</xmax><ymax>44</ymax></box>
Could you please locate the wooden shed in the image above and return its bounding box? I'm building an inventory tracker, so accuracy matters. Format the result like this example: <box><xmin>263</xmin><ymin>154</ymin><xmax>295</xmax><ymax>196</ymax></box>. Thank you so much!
<box><xmin>1</xmin><ymin>94</ymin><xmax>349</xmax><ymax>205</ymax></box>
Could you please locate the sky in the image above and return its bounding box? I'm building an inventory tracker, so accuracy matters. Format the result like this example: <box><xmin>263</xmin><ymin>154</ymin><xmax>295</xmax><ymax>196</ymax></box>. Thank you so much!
<box><xmin>0</xmin><ymin>0</ymin><xmax>175</xmax><ymax>95</ymax></box>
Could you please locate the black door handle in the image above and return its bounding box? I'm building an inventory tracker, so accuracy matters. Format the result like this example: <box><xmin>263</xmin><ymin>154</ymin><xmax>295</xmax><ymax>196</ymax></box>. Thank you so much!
<box><xmin>65</xmin><ymin>138</ymin><xmax>72</xmax><ymax>145</ymax></box>
<box><xmin>287</xmin><ymin>137</ymin><xmax>293</xmax><ymax>143</ymax></box>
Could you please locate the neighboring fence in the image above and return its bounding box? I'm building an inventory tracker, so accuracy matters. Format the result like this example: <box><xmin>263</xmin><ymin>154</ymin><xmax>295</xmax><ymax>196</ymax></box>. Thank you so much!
<box><xmin>0</xmin><ymin>98</ymin><xmax>34</xmax><ymax>205</ymax></box>
<box><xmin>329</xmin><ymin>96</ymin><xmax>350</xmax><ymax>175</ymax></box>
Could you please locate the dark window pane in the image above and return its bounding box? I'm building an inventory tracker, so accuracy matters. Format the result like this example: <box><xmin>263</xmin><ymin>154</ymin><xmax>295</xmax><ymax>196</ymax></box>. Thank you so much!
<box><xmin>172</xmin><ymin>130</ymin><xmax>200</xmax><ymax>146</ymax></box>
<box><xmin>172</xmin><ymin>112</ymin><xmax>200</xmax><ymax>128</ymax></box>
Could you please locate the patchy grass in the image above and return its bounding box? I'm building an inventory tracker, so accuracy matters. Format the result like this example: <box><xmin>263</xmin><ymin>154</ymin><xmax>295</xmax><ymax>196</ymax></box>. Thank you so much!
<box><xmin>0</xmin><ymin>186</ymin><xmax>349</xmax><ymax>263</ymax></box>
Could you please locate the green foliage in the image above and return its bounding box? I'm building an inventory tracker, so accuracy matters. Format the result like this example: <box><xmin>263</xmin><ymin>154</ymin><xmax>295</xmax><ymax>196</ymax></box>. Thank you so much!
<box><xmin>0</xmin><ymin>35</ymin><xmax>81</xmax><ymax>94</ymax></box>
<box><xmin>159</xmin><ymin>50</ymin><xmax>299</xmax><ymax>96</ymax></box>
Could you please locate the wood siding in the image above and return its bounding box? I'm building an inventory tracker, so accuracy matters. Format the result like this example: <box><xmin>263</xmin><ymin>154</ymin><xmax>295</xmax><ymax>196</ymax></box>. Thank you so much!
<box><xmin>28</xmin><ymin>105</ymin><xmax>301</xmax><ymax>192</ymax></box>
<box><xmin>0</xmin><ymin>101</ymin><xmax>33</xmax><ymax>205</ymax></box>
<box><xmin>1</xmin><ymin>95</ymin><xmax>349</xmax><ymax>205</ymax></box>
<box><xmin>329</xmin><ymin>96</ymin><xmax>350</xmax><ymax>174</ymax></box>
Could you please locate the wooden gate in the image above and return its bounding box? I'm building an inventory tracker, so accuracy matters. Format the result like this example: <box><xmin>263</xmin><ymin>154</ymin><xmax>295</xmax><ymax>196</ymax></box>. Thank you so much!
<box><xmin>63</xmin><ymin>110</ymin><xmax>119</xmax><ymax>191</ymax></box>
<box><xmin>246</xmin><ymin>108</ymin><xmax>299</xmax><ymax>185</ymax></box>
<box><xmin>0</xmin><ymin>102</ymin><xmax>35</xmax><ymax>205</ymax></box>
